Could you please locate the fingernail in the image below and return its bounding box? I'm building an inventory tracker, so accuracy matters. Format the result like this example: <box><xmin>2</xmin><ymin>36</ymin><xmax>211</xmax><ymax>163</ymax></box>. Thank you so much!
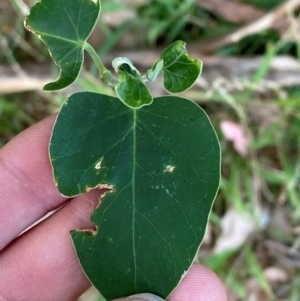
<box><xmin>124</xmin><ymin>293</ymin><xmax>165</xmax><ymax>301</ymax></box>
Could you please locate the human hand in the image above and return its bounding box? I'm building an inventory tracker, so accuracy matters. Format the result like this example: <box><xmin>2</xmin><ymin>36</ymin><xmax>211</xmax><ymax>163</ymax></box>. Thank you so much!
<box><xmin>0</xmin><ymin>115</ymin><xmax>227</xmax><ymax>301</ymax></box>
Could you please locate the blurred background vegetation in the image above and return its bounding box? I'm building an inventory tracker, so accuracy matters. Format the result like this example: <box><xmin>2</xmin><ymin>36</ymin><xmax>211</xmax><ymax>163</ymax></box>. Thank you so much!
<box><xmin>1</xmin><ymin>0</ymin><xmax>300</xmax><ymax>300</ymax></box>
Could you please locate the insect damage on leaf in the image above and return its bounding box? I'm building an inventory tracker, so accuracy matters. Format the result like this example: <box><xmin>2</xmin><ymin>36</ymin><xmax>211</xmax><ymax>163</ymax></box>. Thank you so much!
<box><xmin>73</xmin><ymin>227</ymin><xmax>98</xmax><ymax>237</ymax></box>
<box><xmin>95</xmin><ymin>159</ymin><xmax>103</xmax><ymax>170</ymax></box>
<box><xmin>165</xmin><ymin>165</ymin><xmax>175</xmax><ymax>173</ymax></box>
<box><xmin>85</xmin><ymin>183</ymin><xmax>114</xmax><ymax>193</ymax></box>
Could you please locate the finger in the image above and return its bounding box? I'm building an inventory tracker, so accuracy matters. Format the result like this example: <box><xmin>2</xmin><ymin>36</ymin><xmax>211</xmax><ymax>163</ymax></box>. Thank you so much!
<box><xmin>168</xmin><ymin>263</ymin><xmax>227</xmax><ymax>301</ymax></box>
<box><xmin>0</xmin><ymin>115</ymin><xmax>67</xmax><ymax>250</ymax></box>
<box><xmin>113</xmin><ymin>263</ymin><xmax>227</xmax><ymax>301</ymax></box>
<box><xmin>115</xmin><ymin>293</ymin><xmax>165</xmax><ymax>301</ymax></box>
<box><xmin>0</xmin><ymin>190</ymin><xmax>102</xmax><ymax>301</ymax></box>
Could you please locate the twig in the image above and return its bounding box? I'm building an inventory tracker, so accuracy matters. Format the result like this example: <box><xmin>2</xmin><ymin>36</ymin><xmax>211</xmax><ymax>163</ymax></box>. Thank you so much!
<box><xmin>10</xmin><ymin>0</ymin><xmax>29</xmax><ymax>16</ymax></box>
<box><xmin>198</xmin><ymin>0</ymin><xmax>300</xmax><ymax>52</ymax></box>
<box><xmin>0</xmin><ymin>35</ymin><xmax>27</xmax><ymax>77</ymax></box>
<box><xmin>197</xmin><ymin>0</ymin><xmax>264</xmax><ymax>23</ymax></box>
<box><xmin>8</xmin><ymin>30</ymin><xmax>45</xmax><ymax>61</ymax></box>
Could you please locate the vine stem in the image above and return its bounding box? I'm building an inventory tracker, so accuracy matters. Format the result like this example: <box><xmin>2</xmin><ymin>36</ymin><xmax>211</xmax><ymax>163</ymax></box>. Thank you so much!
<box><xmin>84</xmin><ymin>42</ymin><xmax>118</xmax><ymax>86</ymax></box>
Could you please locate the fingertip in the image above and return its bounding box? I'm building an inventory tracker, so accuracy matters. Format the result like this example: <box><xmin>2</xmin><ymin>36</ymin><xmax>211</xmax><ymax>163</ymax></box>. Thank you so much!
<box><xmin>168</xmin><ymin>263</ymin><xmax>227</xmax><ymax>301</ymax></box>
<box><xmin>114</xmin><ymin>293</ymin><xmax>165</xmax><ymax>301</ymax></box>
<box><xmin>113</xmin><ymin>264</ymin><xmax>226</xmax><ymax>301</ymax></box>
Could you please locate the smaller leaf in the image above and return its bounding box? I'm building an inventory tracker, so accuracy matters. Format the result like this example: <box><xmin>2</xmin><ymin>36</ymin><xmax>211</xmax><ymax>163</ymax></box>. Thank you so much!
<box><xmin>113</xmin><ymin>57</ymin><xmax>153</xmax><ymax>108</ymax></box>
<box><xmin>161</xmin><ymin>40</ymin><xmax>202</xmax><ymax>93</ymax></box>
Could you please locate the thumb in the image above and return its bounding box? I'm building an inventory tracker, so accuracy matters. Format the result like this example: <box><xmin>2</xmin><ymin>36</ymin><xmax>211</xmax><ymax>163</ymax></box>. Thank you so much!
<box><xmin>114</xmin><ymin>293</ymin><xmax>165</xmax><ymax>301</ymax></box>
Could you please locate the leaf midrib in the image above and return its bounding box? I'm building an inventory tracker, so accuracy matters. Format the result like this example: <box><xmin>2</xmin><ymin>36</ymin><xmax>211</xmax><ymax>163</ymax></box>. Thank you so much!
<box><xmin>132</xmin><ymin>109</ymin><xmax>137</xmax><ymax>290</ymax></box>
<box><xmin>163</xmin><ymin>50</ymin><xmax>184</xmax><ymax>69</ymax></box>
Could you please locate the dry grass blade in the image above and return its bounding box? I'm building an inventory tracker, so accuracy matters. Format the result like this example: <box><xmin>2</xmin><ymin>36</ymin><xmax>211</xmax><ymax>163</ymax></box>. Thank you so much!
<box><xmin>0</xmin><ymin>64</ymin><xmax>51</xmax><ymax>94</ymax></box>
<box><xmin>197</xmin><ymin>0</ymin><xmax>300</xmax><ymax>53</ymax></box>
<box><xmin>197</xmin><ymin>0</ymin><xmax>264</xmax><ymax>23</ymax></box>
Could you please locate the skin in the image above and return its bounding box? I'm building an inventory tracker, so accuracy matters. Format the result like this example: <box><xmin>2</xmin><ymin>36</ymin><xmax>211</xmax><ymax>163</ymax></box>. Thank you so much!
<box><xmin>0</xmin><ymin>115</ymin><xmax>227</xmax><ymax>301</ymax></box>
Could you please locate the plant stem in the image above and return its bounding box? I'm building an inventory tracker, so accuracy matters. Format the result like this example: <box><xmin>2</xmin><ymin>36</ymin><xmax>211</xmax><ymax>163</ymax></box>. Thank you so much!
<box><xmin>84</xmin><ymin>42</ymin><xmax>118</xmax><ymax>86</ymax></box>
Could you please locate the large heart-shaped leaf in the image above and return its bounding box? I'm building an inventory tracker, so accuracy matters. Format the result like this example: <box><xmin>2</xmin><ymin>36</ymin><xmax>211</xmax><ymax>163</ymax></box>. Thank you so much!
<box><xmin>50</xmin><ymin>92</ymin><xmax>220</xmax><ymax>300</ymax></box>
<box><xmin>25</xmin><ymin>0</ymin><xmax>100</xmax><ymax>90</ymax></box>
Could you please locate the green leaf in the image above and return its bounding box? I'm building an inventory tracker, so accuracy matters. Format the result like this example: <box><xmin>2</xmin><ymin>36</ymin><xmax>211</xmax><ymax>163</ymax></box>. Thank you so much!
<box><xmin>113</xmin><ymin>57</ymin><xmax>153</xmax><ymax>108</ymax></box>
<box><xmin>50</xmin><ymin>92</ymin><xmax>220</xmax><ymax>300</ymax></box>
<box><xmin>25</xmin><ymin>0</ymin><xmax>100</xmax><ymax>90</ymax></box>
<box><xmin>161</xmin><ymin>40</ymin><xmax>202</xmax><ymax>93</ymax></box>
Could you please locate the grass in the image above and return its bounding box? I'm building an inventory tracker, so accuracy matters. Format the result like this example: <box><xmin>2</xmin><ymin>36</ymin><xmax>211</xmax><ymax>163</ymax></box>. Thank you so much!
<box><xmin>241</xmin><ymin>0</ymin><xmax>285</xmax><ymax>10</ymax></box>
<box><xmin>202</xmin><ymin>74</ymin><xmax>300</xmax><ymax>301</ymax></box>
<box><xmin>0</xmin><ymin>96</ymin><xmax>33</xmax><ymax>147</ymax></box>
<box><xmin>0</xmin><ymin>92</ymin><xmax>63</xmax><ymax>147</ymax></box>
<box><xmin>2</xmin><ymin>0</ymin><xmax>300</xmax><ymax>300</ymax></box>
